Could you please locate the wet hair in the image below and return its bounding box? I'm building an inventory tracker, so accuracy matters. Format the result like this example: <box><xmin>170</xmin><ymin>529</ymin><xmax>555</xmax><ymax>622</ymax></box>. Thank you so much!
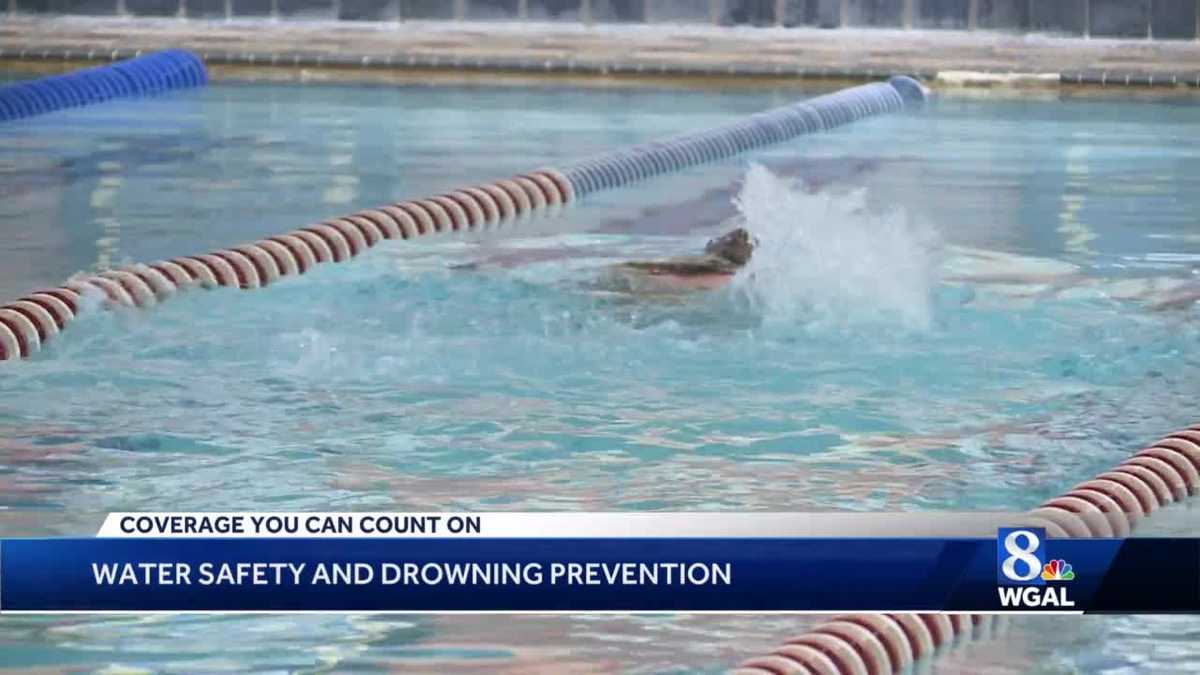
<box><xmin>704</xmin><ymin>227</ymin><xmax>755</xmax><ymax>266</ymax></box>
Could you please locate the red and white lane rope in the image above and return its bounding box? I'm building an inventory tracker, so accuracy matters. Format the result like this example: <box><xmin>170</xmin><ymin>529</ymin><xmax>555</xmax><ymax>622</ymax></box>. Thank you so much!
<box><xmin>0</xmin><ymin>78</ymin><xmax>928</xmax><ymax>362</ymax></box>
<box><xmin>0</xmin><ymin>169</ymin><xmax>572</xmax><ymax>361</ymax></box>
<box><xmin>731</xmin><ymin>426</ymin><xmax>1200</xmax><ymax>675</ymax></box>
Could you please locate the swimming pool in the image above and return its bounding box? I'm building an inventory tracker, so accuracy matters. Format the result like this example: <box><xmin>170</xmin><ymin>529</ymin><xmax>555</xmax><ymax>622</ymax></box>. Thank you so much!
<box><xmin>1</xmin><ymin>79</ymin><xmax>1199</xmax><ymax>671</ymax></box>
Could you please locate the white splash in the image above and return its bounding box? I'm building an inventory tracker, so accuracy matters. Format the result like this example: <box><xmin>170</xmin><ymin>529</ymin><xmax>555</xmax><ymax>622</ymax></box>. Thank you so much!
<box><xmin>731</xmin><ymin>163</ymin><xmax>940</xmax><ymax>331</ymax></box>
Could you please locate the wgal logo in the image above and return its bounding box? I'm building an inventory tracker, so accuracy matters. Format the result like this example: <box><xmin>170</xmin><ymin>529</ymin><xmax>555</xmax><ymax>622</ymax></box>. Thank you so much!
<box><xmin>996</xmin><ymin>528</ymin><xmax>1076</xmax><ymax>608</ymax></box>
<box><xmin>997</xmin><ymin>527</ymin><xmax>1046</xmax><ymax>585</ymax></box>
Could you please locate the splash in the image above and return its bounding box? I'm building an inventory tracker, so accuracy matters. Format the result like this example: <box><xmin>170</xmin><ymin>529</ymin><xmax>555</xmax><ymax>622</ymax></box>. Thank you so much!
<box><xmin>731</xmin><ymin>163</ymin><xmax>940</xmax><ymax>331</ymax></box>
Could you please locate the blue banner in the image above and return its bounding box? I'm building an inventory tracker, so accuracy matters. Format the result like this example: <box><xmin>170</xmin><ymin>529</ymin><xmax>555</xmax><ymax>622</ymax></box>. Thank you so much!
<box><xmin>1</xmin><ymin>536</ymin><xmax>1196</xmax><ymax>612</ymax></box>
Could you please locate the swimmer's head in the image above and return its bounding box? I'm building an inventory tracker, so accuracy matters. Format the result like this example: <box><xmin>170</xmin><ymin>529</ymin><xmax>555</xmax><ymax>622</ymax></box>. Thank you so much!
<box><xmin>705</xmin><ymin>227</ymin><xmax>755</xmax><ymax>266</ymax></box>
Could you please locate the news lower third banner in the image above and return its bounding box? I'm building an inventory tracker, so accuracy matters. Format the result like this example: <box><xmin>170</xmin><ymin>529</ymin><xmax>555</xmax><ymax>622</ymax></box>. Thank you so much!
<box><xmin>0</xmin><ymin>513</ymin><xmax>1196</xmax><ymax>613</ymax></box>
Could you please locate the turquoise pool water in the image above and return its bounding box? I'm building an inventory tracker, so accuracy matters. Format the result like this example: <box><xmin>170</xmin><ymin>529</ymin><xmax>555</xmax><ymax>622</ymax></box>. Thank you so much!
<box><xmin>1</xmin><ymin>80</ymin><xmax>1199</xmax><ymax>672</ymax></box>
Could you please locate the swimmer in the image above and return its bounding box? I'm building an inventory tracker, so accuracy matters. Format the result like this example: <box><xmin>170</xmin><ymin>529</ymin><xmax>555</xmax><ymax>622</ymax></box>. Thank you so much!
<box><xmin>450</xmin><ymin>226</ymin><xmax>757</xmax><ymax>296</ymax></box>
<box><xmin>599</xmin><ymin>226</ymin><xmax>757</xmax><ymax>294</ymax></box>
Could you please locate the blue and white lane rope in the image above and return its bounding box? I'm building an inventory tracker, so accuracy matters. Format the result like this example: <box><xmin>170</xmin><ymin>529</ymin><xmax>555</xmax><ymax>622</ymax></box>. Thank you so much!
<box><xmin>563</xmin><ymin>76</ymin><xmax>926</xmax><ymax>198</ymax></box>
<box><xmin>0</xmin><ymin>50</ymin><xmax>207</xmax><ymax>122</ymax></box>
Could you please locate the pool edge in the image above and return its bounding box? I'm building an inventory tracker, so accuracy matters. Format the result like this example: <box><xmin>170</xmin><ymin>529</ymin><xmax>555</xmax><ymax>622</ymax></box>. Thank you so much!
<box><xmin>3</xmin><ymin>16</ymin><xmax>1200</xmax><ymax>95</ymax></box>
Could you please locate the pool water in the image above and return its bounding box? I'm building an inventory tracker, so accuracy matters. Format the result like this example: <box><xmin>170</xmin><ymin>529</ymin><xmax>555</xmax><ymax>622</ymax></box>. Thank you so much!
<box><xmin>1</xmin><ymin>80</ymin><xmax>1199</xmax><ymax>672</ymax></box>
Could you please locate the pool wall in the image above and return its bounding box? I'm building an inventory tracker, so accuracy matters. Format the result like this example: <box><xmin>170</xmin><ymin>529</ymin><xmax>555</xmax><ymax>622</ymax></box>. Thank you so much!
<box><xmin>9</xmin><ymin>8</ymin><xmax>1200</xmax><ymax>90</ymax></box>
<box><xmin>5</xmin><ymin>13</ymin><xmax>1199</xmax><ymax>90</ymax></box>
<box><xmin>6</xmin><ymin>1</ymin><xmax>1200</xmax><ymax>41</ymax></box>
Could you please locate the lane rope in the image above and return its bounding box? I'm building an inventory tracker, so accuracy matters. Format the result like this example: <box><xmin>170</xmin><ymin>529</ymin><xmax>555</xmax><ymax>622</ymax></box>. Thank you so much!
<box><xmin>731</xmin><ymin>426</ymin><xmax>1200</xmax><ymax>675</ymax></box>
<box><xmin>0</xmin><ymin>76</ymin><xmax>926</xmax><ymax>361</ymax></box>
<box><xmin>0</xmin><ymin>50</ymin><xmax>207</xmax><ymax>122</ymax></box>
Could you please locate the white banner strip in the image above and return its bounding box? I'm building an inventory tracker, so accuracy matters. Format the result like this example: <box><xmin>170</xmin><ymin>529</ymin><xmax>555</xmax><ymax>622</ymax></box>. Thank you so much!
<box><xmin>97</xmin><ymin>512</ymin><xmax>1044</xmax><ymax>538</ymax></box>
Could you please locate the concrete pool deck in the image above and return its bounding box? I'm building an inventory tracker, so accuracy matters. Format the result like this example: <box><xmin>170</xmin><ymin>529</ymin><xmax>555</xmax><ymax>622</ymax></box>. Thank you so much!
<box><xmin>3</xmin><ymin>16</ymin><xmax>1200</xmax><ymax>89</ymax></box>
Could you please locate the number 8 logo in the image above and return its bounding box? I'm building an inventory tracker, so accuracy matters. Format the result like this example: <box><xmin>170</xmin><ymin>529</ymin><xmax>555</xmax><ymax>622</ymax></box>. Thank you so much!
<box><xmin>1001</xmin><ymin>529</ymin><xmax>1043</xmax><ymax>582</ymax></box>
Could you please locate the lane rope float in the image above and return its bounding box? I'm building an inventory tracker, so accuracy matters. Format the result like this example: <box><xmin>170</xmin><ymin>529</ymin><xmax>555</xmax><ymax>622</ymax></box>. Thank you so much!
<box><xmin>0</xmin><ymin>50</ymin><xmax>207</xmax><ymax>123</ymax></box>
<box><xmin>0</xmin><ymin>76</ymin><xmax>926</xmax><ymax>362</ymax></box>
<box><xmin>731</xmin><ymin>425</ymin><xmax>1200</xmax><ymax>675</ymax></box>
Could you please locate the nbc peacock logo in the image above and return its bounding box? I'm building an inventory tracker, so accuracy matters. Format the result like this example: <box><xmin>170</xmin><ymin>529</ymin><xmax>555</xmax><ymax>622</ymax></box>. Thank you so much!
<box><xmin>1041</xmin><ymin>559</ymin><xmax>1075</xmax><ymax>582</ymax></box>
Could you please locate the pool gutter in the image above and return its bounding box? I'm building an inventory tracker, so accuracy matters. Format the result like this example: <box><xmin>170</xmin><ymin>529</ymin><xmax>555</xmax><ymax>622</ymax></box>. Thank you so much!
<box><xmin>3</xmin><ymin>16</ymin><xmax>1200</xmax><ymax>92</ymax></box>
